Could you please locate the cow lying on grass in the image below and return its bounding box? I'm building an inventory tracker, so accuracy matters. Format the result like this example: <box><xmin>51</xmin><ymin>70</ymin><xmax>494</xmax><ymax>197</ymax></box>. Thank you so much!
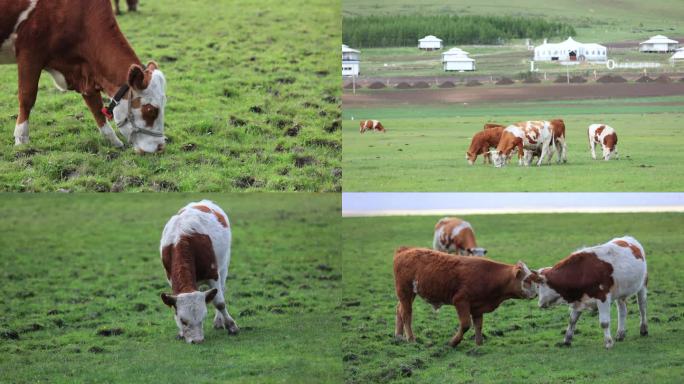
<box><xmin>359</xmin><ymin>120</ymin><xmax>386</xmax><ymax>133</ymax></box>
<box><xmin>588</xmin><ymin>124</ymin><xmax>618</xmax><ymax>160</ymax></box>
<box><xmin>465</xmin><ymin>123</ymin><xmax>505</xmax><ymax>165</ymax></box>
<box><xmin>393</xmin><ymin>247</ymin><xmax>539</xmax><ymax>347</ymax></box>
<box><xmin>536</xmin><ymin>236</ymin><xmax>647</xmax><ymax>349</ymax></box>
<box><xmin>433</xmin><ymin>217</ymin><xmax>486</xmax><ymax>256</ymax></box>
<box><xmin>490</xmin><ymin>121</ymin><xmax>553</xmax><ymax>167</ymax></box>
<box><xmin>160</xmin><ymin>200</ymin><xmax>239</xmax><ymax>344</ymax></box>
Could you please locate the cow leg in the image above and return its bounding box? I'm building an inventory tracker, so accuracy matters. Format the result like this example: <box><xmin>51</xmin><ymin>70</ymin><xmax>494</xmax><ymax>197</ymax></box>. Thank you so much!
<box><xmin>597</xmin><ymin>298</ymin><xmax>613</xmax><ymax>348</ymax></box>
<box><xmin>616</xmin><ymin>299</ymin><xmax>628</xmax><ymax>341</ymax></box>
<box><xmin>81</xmin><ymin>93</ymin><xmax>124</xmax><ymax>148</ymax></box>
<box><xmin>537</xmin><ymin>145</ymin><xmax>549</xmax><ymax>167</ymax></box>
<box><xmin>563</xmin><ymin>306</ymin><xmax>582</xmax><ymax>345</ymax></box>
<box><xmin>399</xmin><ymin>295</ymin><xmax>415</xmax><ymax>342</ymax></box>
<box><xmin>14</xmin><ymin>61</ymin><xmax>44</xmax><ymax>145</ymax></box>
<box><xmin>208</xmin><ymin>278</ymin><xmax>239</xmax><ymax>334</ymax></box>
<box><xmin>472</xmin><ymin>315</ymin><xmax>484</xmax><ymax>346</ymax></box>
<box><xmin>560</xmin><ymin>138</ymin><xmax>568</xmax><ymax>163</ymax></box>
<box><xmin>127</xmin><ymin>0</ymin><xmax>138</xmax><ymax>11</ymax></box>
<box><xmin>394</xmin><ymin>302</ymin><xmax>406</xmax><ymax>339</ymax></box>
<box><xmin>448</xmin><ymin>300</ymin><xmax>471</xmax><ymax>347</ymax></box>
<box><xmin>114</xmin><ymin>0</ymin><xmax>121</xmax><ymax>14</ymax></box>
<box><xmin>637</xmin><ymin>287</ymin><xmax>648</xmax><ymax>336</ymax></box>
<box><xmin>590</xmin><ymin>139</ymin><xmax>597</xmax><ymax>160</ymax></box>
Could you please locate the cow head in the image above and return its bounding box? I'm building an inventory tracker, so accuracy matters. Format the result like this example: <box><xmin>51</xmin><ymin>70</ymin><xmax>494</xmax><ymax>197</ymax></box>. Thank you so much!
<box><xmin>515</xmin><ymin>261</ymin><xmax>539</xmax><ymax>299</ymax></box>
<box><xmin>465</xmin><ymin>151</ymin><xmax>476</xmax><ymax>165</ymax></box>
<box><xmin>467</xmin><ymin>247</ymin><xmax>487</xmax><ymax>257</ymax></box>
<box><xmin>490</xmin><ymin>150</ymin><xmax>507</xmax><ymax>168</ymax></box>
<box><xmin>114</xmin><ymin>62</ymin><xmax>167</xmax><ymax>154</ymax></box>
<box><xmin>359</xmin><ymin>121</ymin><xmax>367</xmax><ymax>133</ymax></box>
<box><xmin>161</xmin><ymin>288</ymin><xmax>217</xmax><ymax>344</ymax></box>
<box><xmin>536</xmin><ymin>268</ymin><xmax>565</xmax><ymax>308</ymax></box>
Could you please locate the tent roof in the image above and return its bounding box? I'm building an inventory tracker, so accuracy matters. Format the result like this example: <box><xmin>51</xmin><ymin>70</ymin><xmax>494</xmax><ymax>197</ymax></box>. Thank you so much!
<box><xmin>641</xmin><ymin>35</ymin><xmax>678</xmax><ymax>45</ymax></box>
<box><xmin>342</xmin><ymin>44</ymin><xmax>360</xmax><ymax>53</ymax></box>
<box><xmin>419</xmin><ymin>35</ymin><xmax>442</xmax><ymax>42</ymax></box>
<box><xmin>535</xmin><ymin>37</ymin><xmax>606</xmax><ymax>49</ymax></box>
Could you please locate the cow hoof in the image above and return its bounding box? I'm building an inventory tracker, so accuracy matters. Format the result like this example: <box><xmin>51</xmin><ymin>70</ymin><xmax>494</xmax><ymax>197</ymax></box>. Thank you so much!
<box><xmin>14</xmin><ymin>136</ymin><xmax>29</xmax><ymax>145</ymax></box>
<box><xmin>227</xmin><ymin>324</ymin><xmax>240</xmax><ymax>335</ymax></box>
<box><xmin>175</xmin><ymin>334</ymin><xmax>183</xmax><ymax>340</ymax></box>
<box><xmin>616</xmin><ymin>331</ymin><xmax>626</xmax><ymax>341</ymax></box>
<box><xmin>640</xmin><ymin>325</ymin><xmax>648</xmax><ymax>336</ymax></box>
<box><xmin>604</xmin><ymin>339</ymin><xmax>614</xmax><ymax>349</ymax></box>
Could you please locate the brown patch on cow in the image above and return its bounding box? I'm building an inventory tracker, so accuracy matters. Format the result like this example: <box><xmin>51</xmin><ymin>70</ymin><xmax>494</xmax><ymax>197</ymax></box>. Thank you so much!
<box><xmin>162</xmin><ymin>234</ymin><xmax>219</xmax><ymax>294</ymax></box>
<box><xmin>549</xmin><ymin>119</ymin><xmax>566</xmax><ymax>140</ymax></box>
<box><xmin>543</xmin><ymin>252</ymin><xmax>614</xmax><ymax>302</ymax></box>
<box><xmin>213</xmin><ymin>211</ymin><xmax>228</xmax><ymax>228</ymax></box>
<box><xmin>435</xmin><ymin>218</ymin><xmax>477</xmax><ymax>253</ymax></box>
<box><xmin>127</xmin><ymin>64</ymin><xmax>151</xmax><ymax>91</ymax></box>
<box><xmin>192</xmin><ymin>205</ymin><xmax>212</xmax><ymax>213</ymax></box>
<box><xmin>613</xmin><ymin>240</ymin><xmax>643</xmax><ymax>260</ymax></box>
<box><xmin>496</xmin><ymin>130</ymin><xmax>524</xmax><ymax>159</ymax></box>
<box><xmin>141</xmin><ymin>104</ymin><xmax>159</xmax><ymax>127</ymax></box>
<box><xmin>483</xmin><ymin>123</ymin><xmax>505</xmax><ymax>130</ymax></box>
<box><xmin>526</xmin><ymin>134</ymin><xmax>537</xmax><ymax>144</ymax></box>
<box><xmin>0</xmin><ymin>0</ymin><xmax>31</xmax><ymax>44</ymax></box>
<box><xmin>603</xmin><ymin>132</ymin><xmax>618</xmax><ymax>151</ymax></box>
<box><xmin>594</xmin><ymin>125</ymin><xmax>605</xmax><ymax>143</ymax></box>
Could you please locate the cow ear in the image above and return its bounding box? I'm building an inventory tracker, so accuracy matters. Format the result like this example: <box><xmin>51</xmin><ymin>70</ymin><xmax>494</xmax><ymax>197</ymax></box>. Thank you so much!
<box><xmin>127</xmin><ymin>64</ymin><xmax>149</xmax><ymax>90</ymax></box>
<box><xmin>146</xmin><ymin>61</ymin><xmax>159</xmax><ymax>71</ymax></box>
<box><xmin>161</xmin><ymin>293</ymin><xmax>176</xmax><ymax>307</ymax></box>
<box><xmin>204</xmin><ymin>288</ymin><xmax>218</xmax><ymax>303</ymax></box>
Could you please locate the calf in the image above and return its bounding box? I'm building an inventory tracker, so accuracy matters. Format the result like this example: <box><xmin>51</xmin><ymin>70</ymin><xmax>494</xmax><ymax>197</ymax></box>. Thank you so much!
<box><xmin>433</xmin><ymin>217</ymin><xmax>486</xmax><ymax>256</ymax></box>
<box><xmin>160</xmin><ymin>200</ymin><xmax>239</xmax><ymax>344</ymax></box>
<box><xmin>359</xmin><ymin>120</ymin><xmax>385</xmax><ymax>133</ymax></box>
<box><xmin>393</xmin><ymin>247</ymin><xmax>539</xmax><ymax>347</ymax></box>
<box><xmin>588</xmin><ymin>124</ymin><xmax>618</xmax><ymax>160</ymax></box>
<box><xmin>1</xmin><ymin>0</ymin><xmax>167</xmax><ymax>153</ymax></box>
<box><xmin>490</xmin><ymin>121</ymin><xmax>553</xmax><ymax>167</ymax></box>
<box><xmin>465</xmin><ymin>124</ymin><xmax>504</xmax><ymax>165</ymax></box>
<box><xmin>114</xmin><ymin>0</ymin><xmax>138</xmax><ymax>14</ymax></box>
<box><xmin>536</xmin><ymin>236</ymin><xmax>647</xmax><ymax>349</ymax></box>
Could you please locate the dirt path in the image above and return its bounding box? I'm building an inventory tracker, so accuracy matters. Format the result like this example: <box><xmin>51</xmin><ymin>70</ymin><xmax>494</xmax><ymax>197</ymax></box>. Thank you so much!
<box><xmin>342</xmin><ymin>82</ymin><xmax>684</xmax><ymax>107</ymax></box>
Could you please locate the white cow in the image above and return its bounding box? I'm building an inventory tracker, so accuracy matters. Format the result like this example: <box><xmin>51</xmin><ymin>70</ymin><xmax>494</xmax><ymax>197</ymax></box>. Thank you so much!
<box><xmin>588</xmin><ymin>124</ymin><xmax>618</xmax><ymax>160</ymax></box>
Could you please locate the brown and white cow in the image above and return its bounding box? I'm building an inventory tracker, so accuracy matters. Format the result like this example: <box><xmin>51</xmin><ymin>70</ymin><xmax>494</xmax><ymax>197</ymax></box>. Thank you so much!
<box><xmin>536</xmin><ymin>236</ymin><xmax>647</xmax><ymax>349</ymax></box>
<box><xmin>588</xmin><ymin>124</ymin><xmax>618</xmax><ymax>160</ymax></box>
<box><xmin>465</xmin><ymin>124</ymin><xmax>504</xmax><ymax>165</ymax></box>
<box><xmin>114</xmin><ymin>0</ymin><xmax>138</xmax><ymax>14</ymax></box>
<box><xmin>160</xmin><ymin>200</ymin><xmax>239</xmax><ymax>344</ymax></box>
<box><xmin>490</xmin><ymin>121</ymin><xmax>553</xmax><ymax>167</ymax></box>
<box><xmin>393</xmin><ymin>247</ymin><xmax>539</xmax><ymax>347</ymax></box>
<box><xmin>433</xmin><ymin>217</ymin><xmax>486</xmax><ymax>256</ymax></box>
<box><xmin>359</xmin><ymin>120</ymin><xmax>385</xmax><ymax>133</ymax></box>
<box><xmin>1</xmin><ymin>0</ymin><xmax>166</xmax><ymax>153</ymax></box>
<box><xmin>548</xmin><ymin>119</ymin><xmax>568</xmax><ymax>163</ymax></box>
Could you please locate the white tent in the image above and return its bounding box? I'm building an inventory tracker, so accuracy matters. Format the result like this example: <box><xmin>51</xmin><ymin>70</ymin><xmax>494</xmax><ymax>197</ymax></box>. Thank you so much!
<box><xmin>640</xmin><ymin>35</ymin><xmax>678</xmax><ymax>53</ymax></box>
<box><xmin>670</xmin><ymin>48</ymin><xmax>684</xmax><ymax>62</ymax></box>
<box><xmin>418</xmin><ymin>35</ymin><xmax>442</xmax><ymax>50</ymax></box>
<box><xmin>534</xmin><ymin>37</ymin><xmax>607</xmax><ymax>62</ymax></box>
<box><xmin>342</xmin><ymin>44</ymin><xmax>360</xmax><ymax>76</ymax></box>
<box><xmin>442</xmin><ymin>48</ymin><xmax>475</xmax><ymax>71</ymax></box>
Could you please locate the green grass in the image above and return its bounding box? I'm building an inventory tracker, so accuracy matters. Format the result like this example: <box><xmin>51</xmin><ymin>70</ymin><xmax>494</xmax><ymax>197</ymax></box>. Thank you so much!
<box><xmin>0</xmin><ymin>0</ymin><xmax>341</xmax><ymax>192</ymax></box>
<box><xmin>342</xmin><ymin>212</ymin><xmax>684</xmax><ymax>383</ymax></box>
<box><xmin>342</xmin><ymin>96</ymin><xmax>684</xmax><ymax>191</ymax></box>
<box><xmin>342</xmin><ymin>0</ymin><xmax>684</xmax><ymax>43</ymax></box>
<box><xmin>0</xmin><ymin>193</ymin><xmax>342</xmax><ymax>383</ymax></box>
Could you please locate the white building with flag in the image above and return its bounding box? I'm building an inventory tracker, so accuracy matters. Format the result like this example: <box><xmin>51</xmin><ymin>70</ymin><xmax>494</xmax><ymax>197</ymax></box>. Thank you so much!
<box><xmin>534</xmin><ymin>37</ymin><xmax>606</xmax><ymax>62</ymax></box>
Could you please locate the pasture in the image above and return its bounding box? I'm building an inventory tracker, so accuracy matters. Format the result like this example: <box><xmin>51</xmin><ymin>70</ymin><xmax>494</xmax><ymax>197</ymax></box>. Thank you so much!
<box><xmin>0</xmin><ymin>0</ymin><xmax>341</xmax><ymax>192</ymax></box>
<box><xmin>342</xmin><ymin>93</ymin><xmax>684</xmax><ymax>191</ymax></box>
<box><xmin>0</xmin><ymin>193</ymin><xmax>342</xmax><ymax>383</ymax></box>
<box><xmin>341</xmin><ymin>212</ymin><xmax>684</xmax><ymax>383</ymax></box>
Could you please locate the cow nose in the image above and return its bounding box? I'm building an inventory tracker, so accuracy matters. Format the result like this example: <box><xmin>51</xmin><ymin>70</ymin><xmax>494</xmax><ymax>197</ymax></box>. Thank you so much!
<box><xmin>190</xmin><ymin>339</ymin><xmax>204</xmax><ymax>344</ymax></box>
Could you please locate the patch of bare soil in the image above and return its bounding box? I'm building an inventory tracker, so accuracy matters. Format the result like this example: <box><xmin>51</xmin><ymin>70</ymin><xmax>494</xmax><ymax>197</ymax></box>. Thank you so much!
<box><xmin>466</xmin><ymin>80</ymin><xmax>483</xmax><ymax>87</ymax></box>
<box><xmin>496</xmin><ymin>77</ymin><xmax>515</xmax><ymax>85</ymax></box>
<box><xmin>522</xmin><ymin>77</ymin><xmax>541</xmax><ymax>84</ymax></box>
<box><xmin>395</xmin><ymin>82</ymin><xmax>412</xmax><ymax>89</ymax></box>
<box><xmin>367</xmin><ymin>81</ymin><xmax>386</xmax><ymax>89</ymax></box>
<box><xmin>655</xmin><ymin>75</ymin><xmax>672</xmax><ymax>83</ymax></box>
<box><xmin>597</xmin><ymin>75</ymin><xmax>628</xmax><ymax>83</ymax></box>
<box><xmin>636</xmin><ymin>76</ymin><xmax>654</xmax><ymax>83</ymax></box>
<box><xmin>438</xmin><ymin>81</ymin><xmax>456</xmax><ymax>88</ymax></box>
<box><xmin>412</xmin><ymin>81</ymin><xmax>431</xmax><ymax>89</ymax></box>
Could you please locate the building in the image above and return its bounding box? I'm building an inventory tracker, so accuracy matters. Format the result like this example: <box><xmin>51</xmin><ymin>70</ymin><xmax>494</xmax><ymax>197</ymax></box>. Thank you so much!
<box><xmin>442</xmin><ymin>47</ymin><xmax>475</xmax><ymax>71</ymax></box>
<box><xmin>342</xmin><ymin>44</ymin><xmax>360</xmax><ymax>76</ymax></box>
<box><xmin>640</xmin><ymin>35</ymin><xmax>678</xmax><ymax>53</ymax></box>
<box><xmin>534</xmin><ymin>37</ymin><xmax>607</xmax><ymax>62</ymax></box>
<box><xmin>670</xmin><ymin>48</ymin><xmax>684</xmax><ymax>62</ymax></box>
<box><xmin>418</xmin><ymin>35</ymin><xmax>442</xmax><ymax>51</ymax></box>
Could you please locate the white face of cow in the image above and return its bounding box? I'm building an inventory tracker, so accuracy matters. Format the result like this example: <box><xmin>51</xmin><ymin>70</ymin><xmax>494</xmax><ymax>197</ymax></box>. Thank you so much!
<box><xmin>536</xmin><ymin>268</ymin><xmax>564</xmax><ymax>308</ymax></box>
<box><xmin>468</xmin><ymin>247</ymin><xmax>487</xmax><ymax>256</ymax></box>
<box><xmin>161</xmin><ymin>289</ymin><xmax>217</xmax><ymax>344</ymax></box>
<box><xmin>490</xmin><ymin>150</ymin><xmax>506</xmax><ymax>168</ymax></box>
<box><xmin>603</xmin><ymin>147</ymin><xmax>616</xmax><ymax>161</ymax></box>
<box><xmin>114</xmin><ymin>62</ymin><xmax>167</xmax><ymax>154</ymax></box>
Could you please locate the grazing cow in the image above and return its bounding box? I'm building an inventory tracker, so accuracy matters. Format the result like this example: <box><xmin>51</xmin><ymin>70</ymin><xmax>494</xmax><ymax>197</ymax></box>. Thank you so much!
<box><xmin>0</xmin><ymin>0</ymin><xmax>167</xmax><ymax>153</ymax></box>
<box><xmin>114</xmin><ymin>0</ymin><xmax>138</xmax><ymax>14</ymax></box>
<box><xmin>393</xmin><ymin>247</ymin><xmax>539</xmax><ymax>347</ymax></box>
<box><xmin>588</xmin><ymin>124</ymin><xmax>618</xmax><ymax>160</ymax></box>
<box><xmin>433</xmin><ymin>217</ymin><xmax>486</xmax><ymax>256</ymax></box>
<box><xmin>465</xmin><ymin>124</ymin><xmax>504</xmax><ymax>165</ymax></box>
<box><xmin>359</xmin><ymin>120</ymin><xmax>385</xmax><ymax>133</ymax></box>
<box><xmin>490</xmin><ymin>121</ymin><xmax>553</xmax><ymax>167</ymax></box>
<box><xmin>160</xmin><ymin>200</ymin><xmax>239</xmax><ymax>344</ymax></box>
<box><xmin>536</xmin><ymin>236</ymin><xmax>647</xmax><ymax>349</ymax></box>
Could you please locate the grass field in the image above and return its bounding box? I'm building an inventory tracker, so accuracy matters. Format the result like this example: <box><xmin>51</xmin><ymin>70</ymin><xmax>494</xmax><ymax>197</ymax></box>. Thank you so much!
<box><xmin>342</xmin><ymin>0</ymin><xmax>684</xmax><ymax>43</ymax></box>
<box><xmin>342</xmin><ymin>212</ymin><xmax>684</xmax><ymax>383</ymax></box>
<box><xmin>342</xmin><ymin>95</ymin><xmax>684</xmax><ymax>191</ymax></box>
<box><xmin>0</xmin><ymin>0</ymin><xmax>341</xmax><ymax>192</ymax></box>
<box><xmin>0</xmin><ymin>193</ymin><xmax>342</xmax><ymax>383</ymax></box>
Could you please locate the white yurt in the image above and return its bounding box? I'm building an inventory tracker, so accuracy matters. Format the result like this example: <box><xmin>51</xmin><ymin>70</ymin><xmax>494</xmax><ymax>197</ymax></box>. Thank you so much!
<box><xmin>342</xmin><ymin>44</ymin><xmax>360</xmax><ymax>76</ymax></box>
<box><xmin>442</xmin><ymin>48</ymin><xmax>475</xmax><ymax>71</ymax></box>
<box><xmin>418</xmin><ymin>35</ymin><xmax>442</xmax><ymax>50</ymax></box>
<box><xmin>640</xmin><ymin>35</ymin><xmax>678</xmax><ymax>53</ymax></box>
<box><xmin>534</xmin><ymin>37</ymin><xmax>607</xmax><ymax>62</ymax></box>
<box><xmin>670</xmin><ymin>48</ymin><xmax>684</xmax><ymax>62</ymax></box>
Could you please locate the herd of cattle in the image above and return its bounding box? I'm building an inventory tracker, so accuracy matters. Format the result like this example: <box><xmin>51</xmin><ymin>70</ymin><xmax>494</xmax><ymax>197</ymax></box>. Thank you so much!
<box><xmin>393</xmin><ymin>217</ymin><xmax>648</xmax><ymax>349</ymax></box>
<box><xmin>358</xmin><ymin>118</ymin><xmax>619</xmax><ymax>167</ymax></box>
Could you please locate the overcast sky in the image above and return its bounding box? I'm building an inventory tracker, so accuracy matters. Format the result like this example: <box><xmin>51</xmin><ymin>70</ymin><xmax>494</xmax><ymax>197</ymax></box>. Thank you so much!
<box><xmin>343</xmin><ymin>193</ymin><xmax>684</xmax><ymax>217</ymax></box>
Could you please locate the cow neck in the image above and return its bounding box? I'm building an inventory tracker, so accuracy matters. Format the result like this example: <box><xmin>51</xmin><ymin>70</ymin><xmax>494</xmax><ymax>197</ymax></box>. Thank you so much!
<box><xmin>170</xmin><ymin>240</ymin><xmax>198</xmax><ymax>294</ymax></box>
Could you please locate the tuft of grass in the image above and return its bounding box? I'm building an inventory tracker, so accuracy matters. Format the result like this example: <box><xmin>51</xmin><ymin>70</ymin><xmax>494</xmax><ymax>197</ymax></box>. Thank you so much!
<box><xmin>0</xmin><ymin>0</ymin><xmax>340</xmax><ymax>192</ymax></box>
<box><xmin>0</xmin><ymin>193</ymin><xmax>342</xmax><ymax>383</ymax></box>
<box><xmin>342</xmin><ymin>213</ymin><xmax>684</xmax><ymax>383</ymax></box>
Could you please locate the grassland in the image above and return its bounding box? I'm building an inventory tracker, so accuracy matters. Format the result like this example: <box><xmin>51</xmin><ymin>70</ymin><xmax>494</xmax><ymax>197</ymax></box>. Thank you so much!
<box><xmin>0</xmin><ymin>193</ymin><xmax>342</xmax><ymax>383</ymax></box>
<box><xmin>0</xmin><ymin>0</ymin><xmax>341</xmax><ymax>192</ymax></box>
<box><xmin>342</xmin><ymin>212</ymin><xmax>684</xmax><ymax>383</ymax></box>
<box><xmin>342</xmin><ymin>95</ymin><xmax>684</xmax><ymax>191</ymax></box>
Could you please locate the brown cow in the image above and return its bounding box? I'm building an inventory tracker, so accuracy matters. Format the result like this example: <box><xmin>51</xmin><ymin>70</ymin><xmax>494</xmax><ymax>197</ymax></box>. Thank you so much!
<box><xmin>548</xmin><ymin>119</ymin><xmax>568</xmax><ymax>163</ymax></box>
<box><xmin>432</xmin><ymin>217</ymin><xmax>486</xmax><ymax>256</ymax></box>
<box><xmin>1</xmin><ymin>0</ymin><xmax>167</xmax><ymax>153</ymax></box>
<box><xmin>359</xmin><ymin>120</ymin><xmax>385</xmax><ymax>133</ymax></box>
<box><xmin>466</xmin><ymin>124</ymin><xmax>504</xmax><ymax>165</ymax></box>
<box><xmin>393</xmin><ymin>247</ymin><xmax>539</xmax><ymax>347</ymax></box>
